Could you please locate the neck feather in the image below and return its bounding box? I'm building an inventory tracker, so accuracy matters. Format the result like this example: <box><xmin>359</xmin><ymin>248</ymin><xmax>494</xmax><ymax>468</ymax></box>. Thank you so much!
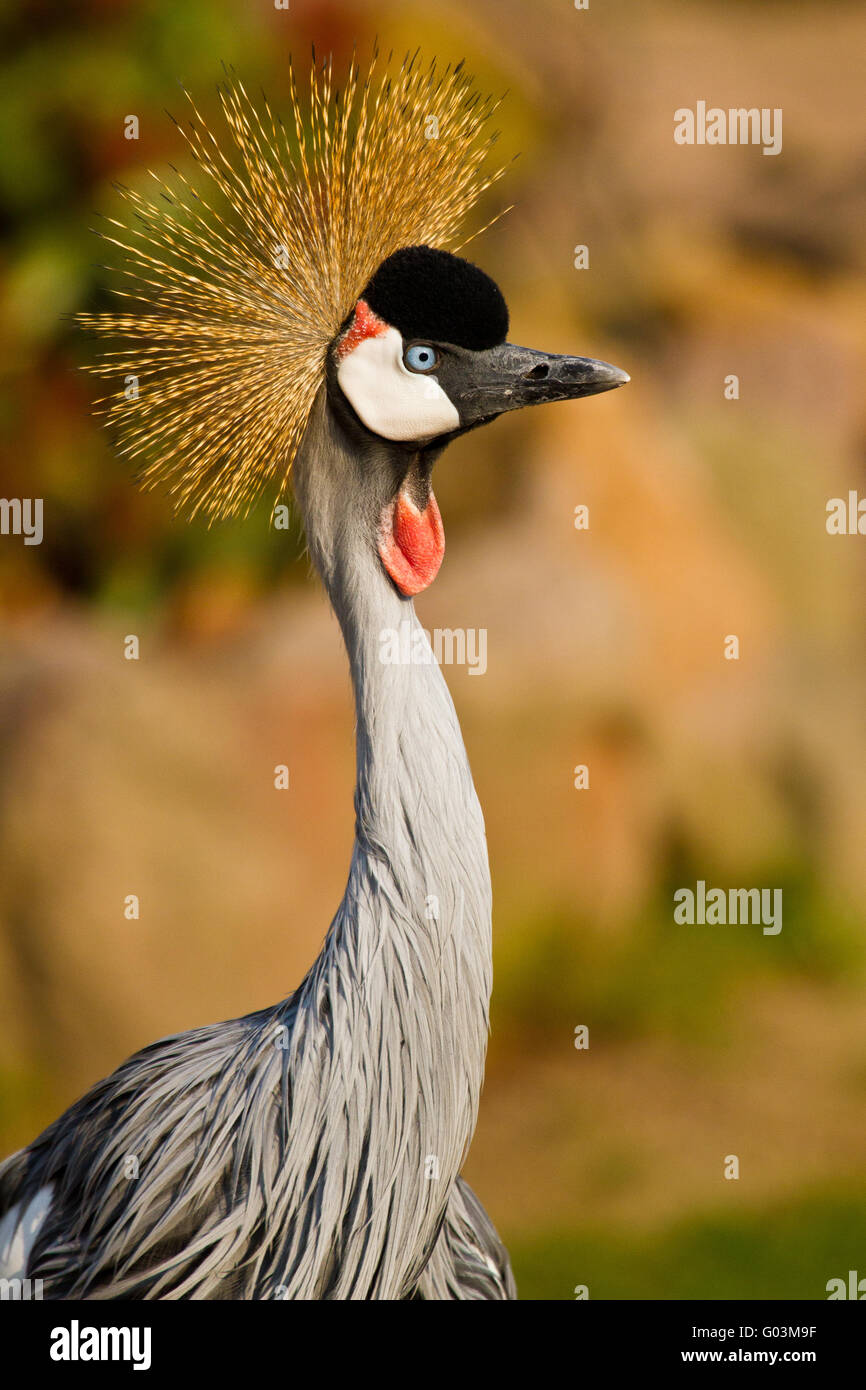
<box><xmin>294</xmin><ymin>393</ymin><xmax>491</xmax><ymax>921</ymax></box>
<box><xmin>281</xmin><ymin>394</ymin><xmax>492</xmax><ymax>1297</ymax></box>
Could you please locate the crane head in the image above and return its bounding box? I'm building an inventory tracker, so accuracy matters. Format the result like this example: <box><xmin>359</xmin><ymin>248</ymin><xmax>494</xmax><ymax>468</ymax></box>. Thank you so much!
<box><xmin>77</xmin><ymin>54</ymin><xmax>628</xmax><ymax>559</ymax></box>
<box><xmin>330</xmin><ymin>245</ymin><xmax>629</xmax><ymax>595</ymax></box>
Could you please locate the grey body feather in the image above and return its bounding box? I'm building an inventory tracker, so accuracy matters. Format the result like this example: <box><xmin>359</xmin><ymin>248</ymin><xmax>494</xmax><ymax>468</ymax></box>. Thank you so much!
<box><xmin>0</xmin><ymin>390</ymin><xmax>515</xmax><ymax>1299</ymax></box>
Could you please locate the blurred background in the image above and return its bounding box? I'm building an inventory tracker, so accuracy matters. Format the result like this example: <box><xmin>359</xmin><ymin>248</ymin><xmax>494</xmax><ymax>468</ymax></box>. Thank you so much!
<box><xmin>1</xmin><ymin>0</ymin><xmax>866</xmax><ymax>1299</ymax></box>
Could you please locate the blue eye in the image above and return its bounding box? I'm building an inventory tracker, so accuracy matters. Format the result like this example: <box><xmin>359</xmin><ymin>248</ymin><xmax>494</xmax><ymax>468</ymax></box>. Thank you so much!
<box><xmin>404</xmin><ymin>343</ymin><xmax>440</xmax><ymax>373</ymax></box>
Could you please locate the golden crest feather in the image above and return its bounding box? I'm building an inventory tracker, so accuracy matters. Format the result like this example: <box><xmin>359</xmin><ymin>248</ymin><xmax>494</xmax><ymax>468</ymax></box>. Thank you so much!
<box><xmin>77</xmin><ymin>52</ymin><xmax>509</xmax><ymax>520</ymax></box>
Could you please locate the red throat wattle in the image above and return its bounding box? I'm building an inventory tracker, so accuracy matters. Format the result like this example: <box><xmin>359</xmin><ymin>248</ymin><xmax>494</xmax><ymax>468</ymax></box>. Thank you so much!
<box><xmin>378</xmin><ymin>488</ymin><xmax>445</xmax><ymax>596</ymax></box>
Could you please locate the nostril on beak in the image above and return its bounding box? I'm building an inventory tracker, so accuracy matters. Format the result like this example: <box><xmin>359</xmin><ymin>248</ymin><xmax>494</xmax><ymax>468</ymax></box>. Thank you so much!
<box><xmin>525</xmin><ymin>363</ymin><xmax>549</xmax><ymax>380</ymax></box>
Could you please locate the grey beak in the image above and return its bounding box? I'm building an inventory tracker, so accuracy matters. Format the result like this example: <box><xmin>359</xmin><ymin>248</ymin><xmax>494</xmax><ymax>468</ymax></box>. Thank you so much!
<box><xmin>443</xmin><ymin>342</ymin><xmax>630</xmax><ymax>429</ymax></box>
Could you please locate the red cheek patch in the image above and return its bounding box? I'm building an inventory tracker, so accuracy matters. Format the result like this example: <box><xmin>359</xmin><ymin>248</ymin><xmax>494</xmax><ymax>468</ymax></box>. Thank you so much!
<box><xmin>336</xmin><ymin>299</ymin><xmax>389</xmax><ymax>359</ymax></box>
<box><xmin>379</xmin><ymin>488</ymin><xmax>445</xmax><ymax>596</ymax></box>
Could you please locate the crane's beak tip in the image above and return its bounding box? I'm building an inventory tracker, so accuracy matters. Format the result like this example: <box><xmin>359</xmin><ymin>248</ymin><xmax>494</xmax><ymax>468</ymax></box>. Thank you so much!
<box><xmin>574</xmin><ymin>358</ymin><xmax>630</xmax><ymax>394</ymax></box>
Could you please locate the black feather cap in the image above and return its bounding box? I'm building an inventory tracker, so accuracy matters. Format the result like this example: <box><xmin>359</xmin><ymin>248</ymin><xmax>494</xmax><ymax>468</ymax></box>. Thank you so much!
<box><xmin>361</xmin><ymin>246</ymin><xmax>509</xmax><ymax>351</ymax></box>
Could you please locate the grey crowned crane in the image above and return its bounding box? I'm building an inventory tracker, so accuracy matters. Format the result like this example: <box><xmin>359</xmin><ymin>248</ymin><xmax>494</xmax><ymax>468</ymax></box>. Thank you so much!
<box><xmin>0</xmin><ymin>53</ymin><xmax>628</xmax><ymax>1299</ymax></box>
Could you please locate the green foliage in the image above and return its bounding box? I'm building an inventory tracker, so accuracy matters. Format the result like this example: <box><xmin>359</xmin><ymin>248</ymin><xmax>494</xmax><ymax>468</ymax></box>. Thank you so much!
<box><xmin>511</xmin><ymin>1186</ymin><xmax>866</xmax><ymax>1300</ymax></box>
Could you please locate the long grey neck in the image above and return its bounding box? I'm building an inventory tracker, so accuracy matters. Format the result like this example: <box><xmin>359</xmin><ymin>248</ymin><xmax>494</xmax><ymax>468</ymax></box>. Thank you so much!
<box><xmin>294</xmin><ymin>393</ymin><xmax>492</xmax><ymax>948</ymax></box>
<box><xmin>284</xmin><ymin>393</ymin><xmax>492</xmax><ymax>1298</ymax></box>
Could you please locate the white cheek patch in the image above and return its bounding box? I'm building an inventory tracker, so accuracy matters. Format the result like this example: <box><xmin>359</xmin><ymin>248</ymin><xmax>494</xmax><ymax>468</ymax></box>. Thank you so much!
<box><xmin>336</xmin><ymin>327</ymin><xmax>459</xmax><ymax>441</ymax></box>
